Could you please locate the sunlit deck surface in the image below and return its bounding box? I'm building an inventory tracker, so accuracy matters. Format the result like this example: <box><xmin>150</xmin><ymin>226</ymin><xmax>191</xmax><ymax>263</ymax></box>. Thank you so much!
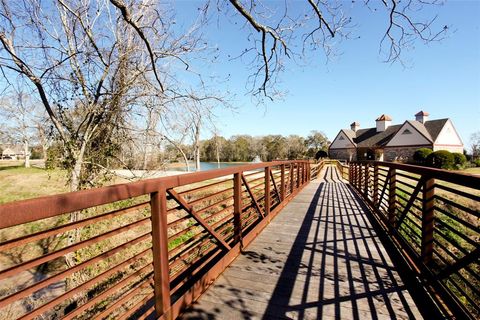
<box><xmin>180</xmin><ymin>166</ymin><xmax>423</xmax><ymax>319</ymax></box>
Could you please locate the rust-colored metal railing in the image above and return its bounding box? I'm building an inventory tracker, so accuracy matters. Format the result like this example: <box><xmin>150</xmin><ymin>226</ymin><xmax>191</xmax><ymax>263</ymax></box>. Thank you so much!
<box><xmin>0</xmin><ymin>160</ymin><xmax>310</xmax><ymax>320</ymax></box>
<box><xmin>350</xmin><ymin>161</ymin><xmax>479</xmax><ymax>319</ymax></box>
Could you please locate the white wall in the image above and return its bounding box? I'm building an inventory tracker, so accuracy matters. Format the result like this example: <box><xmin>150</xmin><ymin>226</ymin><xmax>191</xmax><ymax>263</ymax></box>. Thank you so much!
<box><xmin>385</xmin><ymin>122</ymin><xmax>431</xmax><ymax>147</ymax></box>
<box><xmin>433</xmin><ymin>119</ymin><xmax>463</xmax><ymax>147</ymax></box>
<box><xmin>330</xmin><ymin>131</ymin><xmax>355</xmax><ymax>149</ymax></box>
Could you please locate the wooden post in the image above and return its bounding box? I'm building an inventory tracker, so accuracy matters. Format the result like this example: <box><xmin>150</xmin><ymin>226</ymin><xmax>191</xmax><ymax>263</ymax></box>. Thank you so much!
<box><xmin>233</xmin><ymin>173</ymin><xmax>242</xmax><ymax>245</ymax></box>
<box><xmin>280</xmin><ymin>164</ymin><xmax>285</xmax><ymax>201</ymax></box>
<box><xmin>373</xmin><ymin>165</ymin><xmax>379</xmax><ymax>206</ymax></box>
<box><xmin>388</xmin><ymin>168</ymin><xmax>397</xmax><ymax>229</ymax></box>
<box><xmin>150</xmin><ymin>190</ymin><xmax>171</xmax><ymax>319</ymax></box>
<box><xmin>422</xmin><ymin>177</ymin><xmax>435</xmax><ymax>266</ymax></box>
<box><xmin>264</xmin><ymin>166</ymin><xmax>271</xmax><ymax>217</ymax></box>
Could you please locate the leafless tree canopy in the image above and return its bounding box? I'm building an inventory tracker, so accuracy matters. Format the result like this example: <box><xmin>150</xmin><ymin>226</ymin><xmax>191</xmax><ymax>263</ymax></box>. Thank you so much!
<box><xmin>0</xmin><ymin>0</ymin><xmax>448</xmax><ymax>187</ymax></box>
<box><xmin>221</xmin><ymin>0</ymin><xmax>447</xmax><ymax>99</ymax></box>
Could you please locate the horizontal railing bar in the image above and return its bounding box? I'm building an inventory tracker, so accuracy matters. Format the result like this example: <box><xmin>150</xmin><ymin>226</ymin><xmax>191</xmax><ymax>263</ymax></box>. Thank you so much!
<box><xmin>434</xmin><ymin>195</ymin><xmax>480</xmax><ymax>218</ymax></box>
<box><xmin>178</xmin><ymin>177</ymin><xmax>232</xmax><ymax>196</ymax></box>
<box><xmin>187</xmin><ymin>187</ymin><xmax>233</xmax><ymax>206</ymax></box>
<box><xmin>434</xmin><ymin>205</ymin><xmax>480</xmax><ymax>234</ymax></box>
<box><xmin>355</xmin><ymin>161</ymin><xmax>479</xmax><ymax>187</ymax></box>
<box><xmin>0</xmin><ymin>233</ymin><xmax>151</xmax><ymax>309</ymax></box>
<box><xmin>117</xmin><ymin>293</ymin><xmax>154</xmax><ymax>320</ymax></box>
<box><xmin>434</xmin><ymin>219</ymin><xmax>478</xmax><ymax>248</ymax></box>
<box><xmin>20</xmin><ymin>250</ymin><xmax>153</xmax><ymax>319</ymax></box>
<box><xmin>435</xmin><ymin>184</ymin><xmax>480</xmax><ymax>202</ymax></box>
<box><xmin>0</xmin><ymin>160</ymin><xmax>307</xmax><ymax>229</ymax></box>
<box><xmin>95</xmin><ymin>278</ymin><xmax>154</xmax><ymax>320</ymax></box>
<box><xmin>61</xmin><ymin>267</ymin><xmax>154</xmax><ymax>320</ymax></box>
<box><xmin>0</xmin><ymin>217</ymin><xmax>150</xmax><ymax>280</ymax></box>
<box><xmin>0</xmin><ymin>201</ymin><xmax>149</xmax><ymax>252</ymax></box>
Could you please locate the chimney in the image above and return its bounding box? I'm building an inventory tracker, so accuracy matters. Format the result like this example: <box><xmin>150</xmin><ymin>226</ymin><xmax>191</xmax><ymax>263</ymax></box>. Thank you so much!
<box><xmin>415</xmin><ymin>111</ymin><xmax>429</xmax><ymax>124</ymax></box>
<box><xmin>350</xmin><ymin>121</ymin><xmax>360</xmax><ymax>132</ymax></box>
<box><xmin>375</xmin><ymin>114</ymin><xmax>392</xmax><ymax>132</ymax></box>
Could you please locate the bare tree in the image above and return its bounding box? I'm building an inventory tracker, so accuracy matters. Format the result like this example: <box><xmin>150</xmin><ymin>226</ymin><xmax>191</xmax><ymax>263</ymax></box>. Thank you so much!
<box><xmin>0</xmin><ymin>89</ymin><xmax>45</xmax><ymax>167</ymax></box>
<box><xmin>220</xmin><ymin>0</ymin><xmax>448</xmax><ymax>100</ymax></box>
<box><xmin>471</xmin><ymin>131</ymin><xmax>480</xmax><ymax>160</ymax></box>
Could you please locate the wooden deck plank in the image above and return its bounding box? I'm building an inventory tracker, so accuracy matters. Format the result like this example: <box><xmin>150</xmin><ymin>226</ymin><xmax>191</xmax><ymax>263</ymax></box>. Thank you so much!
<box><xmin>180</xmin><ymin>165</ymin><xmax>424</xmax><ymax>320</ymax></box>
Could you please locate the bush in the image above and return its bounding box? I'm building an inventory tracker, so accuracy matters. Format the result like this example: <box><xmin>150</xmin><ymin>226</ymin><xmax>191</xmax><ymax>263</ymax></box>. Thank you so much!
<box><xmin>475</xmin><ymin>159</ymin><xmax>480</xmax><ymax>167</ymax></box>
<box><xmin>452</xmin><ymin>152</ymin><xmax>467</xmax><ymax>169</ymax></box>
<box><xmin>413</xmin><ymin>148</ymin><xmax>432</xmax><ymax>165</ymax></box>
<box><xmin>315</xmin><ymin>150</ymin><xmax>328</xmax><ymax>160</ymax></box>
<box><xmin>426</xmin><ymin>150</ymin><xmax>455</xmax><ymax>169</ymax></box>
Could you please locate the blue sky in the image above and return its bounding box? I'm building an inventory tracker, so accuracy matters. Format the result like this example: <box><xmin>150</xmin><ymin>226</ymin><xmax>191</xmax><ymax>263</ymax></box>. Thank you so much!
<box><xmin>176</xmin><ymin>1</ymin><xmax>480</xmax><ymax>148</ymax></box>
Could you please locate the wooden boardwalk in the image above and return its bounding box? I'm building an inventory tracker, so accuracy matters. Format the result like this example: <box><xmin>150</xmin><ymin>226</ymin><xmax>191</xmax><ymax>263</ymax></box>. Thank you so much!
<box><xmin>180</xmin><ymin>166</ymin><xmax>424</xmax><ymax>320</ymax></box>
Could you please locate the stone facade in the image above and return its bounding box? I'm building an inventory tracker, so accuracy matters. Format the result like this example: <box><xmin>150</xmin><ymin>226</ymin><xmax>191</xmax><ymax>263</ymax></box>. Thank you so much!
<box><xmin>383</xmin><ymin>146</ymin><xmax>431</xmax><ymax>162</ymax></box>
<box><xmin>329</xmin><ymin>148</ymin><xmax>356</xmax><ymax>161</ymax></box>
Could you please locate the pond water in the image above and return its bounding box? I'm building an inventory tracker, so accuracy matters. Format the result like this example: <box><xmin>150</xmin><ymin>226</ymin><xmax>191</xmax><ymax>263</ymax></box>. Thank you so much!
<box><xmin>168</xmin><ymin>162</ymin><xmax>251</xmax><ymax>172</ymax></box>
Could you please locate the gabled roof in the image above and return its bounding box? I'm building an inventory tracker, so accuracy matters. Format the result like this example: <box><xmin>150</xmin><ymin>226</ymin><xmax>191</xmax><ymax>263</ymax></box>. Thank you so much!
<box><xmin>406</xmin><ymin>120</ymin><xmax>433</xmax><ymax>142</ymax></box>
<box><xmin>341</xmin><ymin>129</ymin><xmax>357</xmax><ymax>145</ymax></box>
<box><xmin>354</xmin><ymin>125</ymin><xmax>401</xmax><ymax>148</ymax></box>
<box><xmin>330</xmin><ymin>117</ymin><xmax>452</xmax><ymax>150</ymax></box>
<box><xmin>424</xmin><ymin>118</ymin><xmax>449</xmax><ymax>141</ymax></box>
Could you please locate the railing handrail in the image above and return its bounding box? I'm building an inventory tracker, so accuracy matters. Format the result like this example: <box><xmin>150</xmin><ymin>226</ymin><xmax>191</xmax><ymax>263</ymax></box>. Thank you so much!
<box><xmin>349</xmin><ymin>160</ymin><xmax>479</xmax><ymax>319</ymax></box>
<box><xmin>0</xmin><ymin>160</ymin><xmax>309</xmax><ymax>229</ymax></box>
<box><xmin>354</xmin><ymin>160</ymin><xmax>479</xmax><ymax>186</ymax></box>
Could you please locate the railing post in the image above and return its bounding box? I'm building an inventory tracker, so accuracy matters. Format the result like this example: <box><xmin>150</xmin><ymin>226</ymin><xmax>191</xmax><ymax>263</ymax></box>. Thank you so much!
<box><xmin>363</xmin><ymin>163</ymin><xmax>369</xmax><ymax>199</ymax></box>
<box><xmin>150</xmin><ymin>189</ymin><xmax>172</xmax><ymax>319</ymax></box>
<box><xmin>290</xmin><ymin>164</ymin><xmax>294</xmax><ymax>194</ymax></box>
<box><xmin>280</xmin><ymin>164</ymin><xmax>286</xmax><ymax>201</ymax></box>
<box><xmin>296</xmin><ymin>163</ymin><xmax>300</xmax><ymax>189</ymax></box>
<box><xmin>388</xmin><ymin>168</ymin><xmax>397</xmax><ymax>228</ymax></box>
<box><xmin>264</xmin><ymin>166</ymin><xmax>271</xmax><ymax>217</ymax></box>
<box><xmin>307</xmin><ymin>162</ymin><xmax>311</xmax><ymax>182</ymax></box>
<box><xmin>233</xmin><ymin>173</ymin><xmax>242</xmax><ymax>245</ymax></box>
<box><xmin>373</xmin><ymin>165</ymin><xmax>379</xmax><ymax>207</ymax></box>
<box><xmin>422</xmin><ymin>177</ymin><xmax>435</xmax><ymax>266</ymax></box>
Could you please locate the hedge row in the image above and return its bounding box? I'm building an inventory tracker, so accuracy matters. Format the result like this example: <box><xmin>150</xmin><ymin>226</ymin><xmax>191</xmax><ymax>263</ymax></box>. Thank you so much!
<box><xmin>412</xmin><ymin>148</ymin><xmax>466</xmax><ymax>170</ymax></box>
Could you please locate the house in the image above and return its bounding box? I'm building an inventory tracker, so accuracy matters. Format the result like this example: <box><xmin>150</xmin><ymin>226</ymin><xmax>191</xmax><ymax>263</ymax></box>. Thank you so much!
<box><xmin>1</xmin><ymin>146</ymin><xmax>27</xmax><ymax>160</ymax></box>
<box><xmin>328</xmin><ymin>111</ymin><xmax>464</xmax><ymax>162</ymax></box>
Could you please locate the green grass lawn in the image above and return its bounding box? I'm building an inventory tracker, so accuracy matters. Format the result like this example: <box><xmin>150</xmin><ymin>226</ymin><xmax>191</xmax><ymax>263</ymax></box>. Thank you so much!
<box><xmin>0</xmin><ymin>162</ymin><xmax>68</xmax><ymax>204</ymax></box>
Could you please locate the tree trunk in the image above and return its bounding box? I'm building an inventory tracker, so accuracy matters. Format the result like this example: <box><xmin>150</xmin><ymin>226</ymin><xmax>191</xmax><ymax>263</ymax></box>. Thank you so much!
<box><xmin>23</xmin><ymin>139</ymin><xmax>30</xmax><ymax>168</ymax></box>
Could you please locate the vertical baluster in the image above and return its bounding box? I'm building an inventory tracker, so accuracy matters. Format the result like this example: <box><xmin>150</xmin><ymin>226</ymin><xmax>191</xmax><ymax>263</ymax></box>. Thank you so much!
<box><xmin>150</xmin><ymin>190</ymin><xmax>171</xmax><ymax>319</ymax></box>
<box><xmin>264</xmin><ymin>166</ymin><xmax>271</xmax><ymax>217</ymax></box>
<box><xmin>364</xmin><ymin>163</ymin><xmax>369</xmax><ymax>199</ymax></box>
<box><xmin>280</xmin><ymin>164</ymin><xmax>286</xmax><ymax>201</ymax></box>
<box><xmin>388</xmin><ymin>168</ymin><xmax>397</xmax><ymax>229</ymax></box>
<box><xmin>296</xmin><ymin>163</ymin><xmax>300</xmax><ymax>189</ymax></box>
<box><xmin>373</xmin><ymin>165</ymin><xmax>379</xmax><ymax>207</ymax></box>
<box><xmin>233</xmin><ymin>173</ymin><xmax>242</xmax><ymax>245</ymax></box>
<box><xmin>290</xmin><ymin>164</ymin><xmax>294</xmax><ymax>195</ymax></box>
<box><xmin>422</xmin><ymin>177</ymin><xmax>435</xmax><ymax>266</ymax></box>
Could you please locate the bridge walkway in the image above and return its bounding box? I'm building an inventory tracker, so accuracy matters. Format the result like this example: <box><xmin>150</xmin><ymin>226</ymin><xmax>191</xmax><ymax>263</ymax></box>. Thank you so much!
<box><xmin>180</xmin><ymin>165</ymin><xmax>424</xmax><ymax>319</ymax></box>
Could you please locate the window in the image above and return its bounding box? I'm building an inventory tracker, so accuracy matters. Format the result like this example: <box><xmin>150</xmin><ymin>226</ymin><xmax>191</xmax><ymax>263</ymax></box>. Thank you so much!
<box><xmin>402</xmin><ymin>129</ymin><xmax>412</xmax><ymax>135</ymax></box>
<box><xmin>339</xmin><ymin>136</ymin><xmax>345</xmax><ymax>140</ymax></box>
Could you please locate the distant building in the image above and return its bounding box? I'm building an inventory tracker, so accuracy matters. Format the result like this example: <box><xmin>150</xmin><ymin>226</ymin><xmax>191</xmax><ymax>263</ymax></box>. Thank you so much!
<box><xmin>328</xmin><ymin>111</ymin><xmax>464</xmax><ymax>162</ymax></box>
<box><xmin>1</xmin><ymin>145</ymin><xmax>28</xmax><ymax>160</ymax></box>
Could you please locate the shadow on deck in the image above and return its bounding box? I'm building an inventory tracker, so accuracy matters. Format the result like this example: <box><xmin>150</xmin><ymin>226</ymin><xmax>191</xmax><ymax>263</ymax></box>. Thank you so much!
<box><xmin>180</xmin><ymin>166</ymin><xmax>426</xmax><ymax>319</ymax></box>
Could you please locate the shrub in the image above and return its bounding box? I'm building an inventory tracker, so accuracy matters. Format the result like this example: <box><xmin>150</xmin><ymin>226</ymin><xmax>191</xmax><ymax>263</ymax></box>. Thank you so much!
<box><xmin>475</xmin><ymin>159</ymin><xmax>480</xmax><ymax>167</ymax></box>
<box><xmin>413</xmin><ymin>148</ymin><xmax>432</xmax><ymax>165</ymax></box>
<box><xmin>315</xmin><ymin>150</ymin><xmax>328</xmax><ymax>160</ymax></box>
<box><xmin>426</xmin><ymin>150</ymin><xmax>455</xmax><ymax>169</ymax></box>
<box><xmin>452</xmin><ymin>152</ymin><xmax>467</xmax><ymax>169</ymax></box>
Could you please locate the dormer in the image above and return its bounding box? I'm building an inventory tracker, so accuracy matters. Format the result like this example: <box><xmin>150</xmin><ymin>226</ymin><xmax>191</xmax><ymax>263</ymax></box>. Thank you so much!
<box><xmin>375</xmin><ymin>114</ymin><xmax>392</xmax><ymax>132</ymax></box>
